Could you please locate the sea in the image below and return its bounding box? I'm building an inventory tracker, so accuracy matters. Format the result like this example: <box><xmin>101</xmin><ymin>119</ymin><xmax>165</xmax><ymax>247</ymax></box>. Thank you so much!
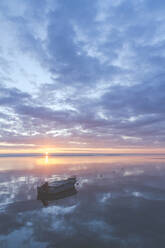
<box><xmin>0</xmin><ymin>153</ymin><xmax>165</xmax><ymax>248</ymax></box>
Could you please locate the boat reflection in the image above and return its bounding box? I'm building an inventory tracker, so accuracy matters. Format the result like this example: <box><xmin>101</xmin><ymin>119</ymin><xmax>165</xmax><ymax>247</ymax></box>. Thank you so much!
<box><xmin>38</xmin><ymin>187</ymin><xmax>77</xmax><ymax>207</ymax></box>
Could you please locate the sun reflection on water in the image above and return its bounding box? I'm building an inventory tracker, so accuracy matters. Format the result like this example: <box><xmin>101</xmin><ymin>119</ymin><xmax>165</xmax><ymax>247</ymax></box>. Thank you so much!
<box><xmin>45</xmin><ymin>155</ymin><xmax>49</xmax><ymax>164</ymax></box>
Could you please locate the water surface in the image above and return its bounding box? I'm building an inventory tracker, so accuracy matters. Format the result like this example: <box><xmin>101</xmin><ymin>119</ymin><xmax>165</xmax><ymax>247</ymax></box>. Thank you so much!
<box><xmin>0</xmin><ymin>155</ymin><xmax>165</xmax><ymax>248</ymax></box>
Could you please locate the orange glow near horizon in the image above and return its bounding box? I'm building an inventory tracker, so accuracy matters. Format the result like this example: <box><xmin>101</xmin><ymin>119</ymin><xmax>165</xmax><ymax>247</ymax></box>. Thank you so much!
<box><xmin>0</xmin><ymin>147</ymin><xmax>165</xmax><ymax>154</ymax></box>
<box><xmin>0</xmin><ymin>153</ymin><xmax>165</xmax><ymax>172</ymax></box>
<box><xmin>0</xmin><ymin>141</ymin><xmax>164</xmax><ymax>155</ymax></box>
<box><xmin>31</xmin><ymin>154</ymin><xmax>165</xmax><ymax>168</ymax></box>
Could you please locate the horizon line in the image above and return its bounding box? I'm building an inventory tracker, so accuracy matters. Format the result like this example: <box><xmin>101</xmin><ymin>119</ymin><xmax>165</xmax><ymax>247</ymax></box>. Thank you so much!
<box><xmin>0</xmin><ymin>152</ymin><xmax>165</xmax><ymax>158</ymax></box>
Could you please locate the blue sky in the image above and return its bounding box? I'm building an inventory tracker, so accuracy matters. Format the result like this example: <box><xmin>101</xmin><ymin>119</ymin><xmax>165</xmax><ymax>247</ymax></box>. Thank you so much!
<box><xmin>0</xmin><ymin>0</ymin><xmax>165</xmax><ymax>151</ymax></box>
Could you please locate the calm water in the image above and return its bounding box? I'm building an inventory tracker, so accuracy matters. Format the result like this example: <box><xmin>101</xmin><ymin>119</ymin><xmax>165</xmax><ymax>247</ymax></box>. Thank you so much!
<box><xmin>0</xmin><ymin>155</ymin><xmax>165</xmax><ymax>248</ymax></box>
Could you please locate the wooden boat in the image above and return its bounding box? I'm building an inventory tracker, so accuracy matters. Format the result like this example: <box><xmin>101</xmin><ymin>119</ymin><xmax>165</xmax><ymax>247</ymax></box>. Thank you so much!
<box><xmin>48</xmin><ymin>176</ymin><xmax>76</xmax><ymax>188</ymax></box>
<box><xmin>37</xmin><ymin>176</ymin><xmax>76</xmax><ymax>200</ymax></box>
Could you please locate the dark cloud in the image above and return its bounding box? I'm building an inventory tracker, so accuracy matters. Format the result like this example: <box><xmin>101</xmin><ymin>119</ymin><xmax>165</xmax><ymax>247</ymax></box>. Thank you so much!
<box><xmin>0</xmin><ymin>85</ymin><xmax>30</xmax><ymax>106</ymax></box>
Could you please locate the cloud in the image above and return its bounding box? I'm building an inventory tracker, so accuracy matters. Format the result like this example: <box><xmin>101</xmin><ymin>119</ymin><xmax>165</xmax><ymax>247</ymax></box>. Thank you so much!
<box><xmin>0</xmin><ymin>0</ymin><xmax>165</xmax><ymax>149</ymax></box>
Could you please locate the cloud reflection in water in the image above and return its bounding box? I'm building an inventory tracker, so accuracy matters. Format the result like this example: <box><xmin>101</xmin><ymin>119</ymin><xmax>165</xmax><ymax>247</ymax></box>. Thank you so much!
<box><xmin>0</xmin><ymin>155</ymin><xmax>165</xmax><ymax>247</ymax></box>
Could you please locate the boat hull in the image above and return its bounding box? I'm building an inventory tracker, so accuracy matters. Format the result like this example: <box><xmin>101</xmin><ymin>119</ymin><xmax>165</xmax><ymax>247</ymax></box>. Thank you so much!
<box><xmin>37</xmin><ymin>178</ymin><xmax>77</xmax><ymax>201</ymax></box>
<box><xmin>38</xmin><ymin>187</ymin><xmax>77</xmax><ymax>202</ymax></box>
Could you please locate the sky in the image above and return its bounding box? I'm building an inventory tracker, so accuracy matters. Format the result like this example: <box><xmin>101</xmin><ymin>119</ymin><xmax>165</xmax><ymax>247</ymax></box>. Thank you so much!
<box><xmin>0</xmin><ymin>0</ymin><xmax>165</xmax><ymax>153</ymax></box>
